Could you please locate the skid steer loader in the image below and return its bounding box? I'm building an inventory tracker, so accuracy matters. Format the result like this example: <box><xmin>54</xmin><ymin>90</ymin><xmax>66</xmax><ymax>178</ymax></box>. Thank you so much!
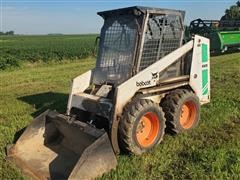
<box><xmin>7</xmin><ymin>6</ymin><xmax>210</xmax><ymax>179</ymax></box>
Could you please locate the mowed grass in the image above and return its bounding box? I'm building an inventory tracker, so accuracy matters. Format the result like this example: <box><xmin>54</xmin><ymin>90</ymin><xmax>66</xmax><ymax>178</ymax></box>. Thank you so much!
<box><xmin>0</xmin><ymin>53</ymin><xmax>240</xmax><ymax>179</ymax></box>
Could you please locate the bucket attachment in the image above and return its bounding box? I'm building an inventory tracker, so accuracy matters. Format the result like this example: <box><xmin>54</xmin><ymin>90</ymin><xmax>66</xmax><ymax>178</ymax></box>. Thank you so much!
<box><xmin>7</xmin><ymin>110</ymin><xmax>117</xmax><ymax>179</ymax></box>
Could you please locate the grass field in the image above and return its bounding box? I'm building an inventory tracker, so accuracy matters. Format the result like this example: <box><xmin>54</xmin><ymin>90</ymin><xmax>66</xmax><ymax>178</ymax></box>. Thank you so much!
<box><xmin>0</xmin><ymin>52</ymin><xmax>240</xmax><ymax>179</ymax></box>
<box><xmin>0</xmin><ymin>35</ymin><xmax>97</xmax><ymax>70</ymax></box>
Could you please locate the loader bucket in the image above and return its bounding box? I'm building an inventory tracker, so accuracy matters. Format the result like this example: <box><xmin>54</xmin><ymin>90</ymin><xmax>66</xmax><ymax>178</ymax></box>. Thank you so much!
<box><xmin>7</xmin><ymin>110</ymin><xmax>117</xmax><ymax>179</ymax></box>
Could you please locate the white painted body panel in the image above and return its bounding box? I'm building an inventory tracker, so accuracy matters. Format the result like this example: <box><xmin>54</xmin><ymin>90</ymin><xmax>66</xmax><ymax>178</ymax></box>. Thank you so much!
<box><xmin>67</xmin><ymin>70</ymin><xmax>93</xmax><ymax>115</ymax></box>
<box><xmin>67</xmin><ymin>35</ymin><xmax>210</xmax><ymax>117</ymax></box>
<box><xmin>190</xmin><ymin>35</ymin><xmax>210</xmax><ymax>104</ymax></box>
<box><xmin>114</xmin><ymin>40</ymin><xmax>194</xmax><ymax>115</ymax></box>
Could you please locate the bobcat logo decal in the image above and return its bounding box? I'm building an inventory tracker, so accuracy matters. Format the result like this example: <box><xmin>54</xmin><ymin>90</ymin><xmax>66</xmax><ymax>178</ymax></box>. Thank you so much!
<box><xmin>152</xmin><ymin>72</ymin><xmax>158</xmax><ymax>79</ymax></box>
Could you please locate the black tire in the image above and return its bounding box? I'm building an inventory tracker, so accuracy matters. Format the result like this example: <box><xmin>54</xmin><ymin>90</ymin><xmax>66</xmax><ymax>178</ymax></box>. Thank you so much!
<box><xmin>161</xmin><ymin>89</ymin><xmax>200</xmax><ymax>134</ymax></box>
<box><xmin>118</xmin><ymin>99</ymin><xmax>166</xmax><ymax>155</ymax></box>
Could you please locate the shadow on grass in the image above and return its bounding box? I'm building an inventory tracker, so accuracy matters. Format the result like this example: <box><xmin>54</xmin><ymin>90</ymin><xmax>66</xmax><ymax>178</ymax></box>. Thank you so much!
<box><xmin>13</xmin><ymin>92</ymin><xmax>68</xmax><ymax>143</ymax></box>
<box><xmin>211</xmin><ymin>48</ymin><xmax>240</xmax><ymax>57</ymax></box>
<box><xmin>13</xmin><ymin>127</ymin><xmax>26</xmax><ymax>143</ymax></box>
<box><xmin>18</xmin><ymin>91</ymin><xmax>68</xmax><ymax>117</ymax></box>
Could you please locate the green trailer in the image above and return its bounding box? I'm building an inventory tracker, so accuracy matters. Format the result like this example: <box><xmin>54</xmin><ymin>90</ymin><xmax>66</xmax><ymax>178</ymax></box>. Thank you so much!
<box><xmin>188</xmin><ymin>18</ymin><xmax>240</xmax><ymax>53</ymax></box>
<box><xmin>209</xmin><ymin>30</ymin><xmax>240</xmax><ymax>52</ymax></box>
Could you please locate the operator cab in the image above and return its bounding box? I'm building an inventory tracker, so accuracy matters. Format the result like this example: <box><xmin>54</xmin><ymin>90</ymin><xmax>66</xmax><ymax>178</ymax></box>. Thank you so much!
<box><xmin>93</xmin><ymin>6</ymin><xmax>185</xmax><ymax>86</ymax></box>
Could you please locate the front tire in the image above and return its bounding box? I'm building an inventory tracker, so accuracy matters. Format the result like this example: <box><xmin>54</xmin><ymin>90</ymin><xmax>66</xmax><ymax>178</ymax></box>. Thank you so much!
<box><xmin>118</xmin><ymin>99</ymin><xmax>166</xmax><ymax>155</ymax></box>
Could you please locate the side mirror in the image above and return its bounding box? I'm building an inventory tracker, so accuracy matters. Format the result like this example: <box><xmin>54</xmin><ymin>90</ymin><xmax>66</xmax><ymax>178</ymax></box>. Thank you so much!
<box><xmin>94</xmin><ymin>36</ymin><xmax>100</xmax><ymax>57</ymax></box>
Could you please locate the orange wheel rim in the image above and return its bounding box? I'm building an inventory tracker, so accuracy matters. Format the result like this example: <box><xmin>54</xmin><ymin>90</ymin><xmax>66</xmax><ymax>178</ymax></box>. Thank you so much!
<box><xmin>179</xmin><ymin>101</ymin><xmax>197</xmax><ymax>129</ymax></box>
<box><xmin>136</xmin><ymin>112</ymin><xmax>160</xmax><ymax>147</ymax></box>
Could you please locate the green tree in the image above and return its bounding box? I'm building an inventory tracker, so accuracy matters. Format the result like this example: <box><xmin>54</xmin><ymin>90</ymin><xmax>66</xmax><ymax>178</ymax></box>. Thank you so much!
<box><xmin>237</xmin><ymin>1</ymin><xmax>240</xmax><ymax>7</ymax></box>
<box><xmin>221</xmin><ymin>1</ymin><xmax>240</xmax><ymax>20</ymax></box>
<box><xmin>5</xmin><ymin>31</ymin><xmax>14</xmax><ymax>35</ymax></box>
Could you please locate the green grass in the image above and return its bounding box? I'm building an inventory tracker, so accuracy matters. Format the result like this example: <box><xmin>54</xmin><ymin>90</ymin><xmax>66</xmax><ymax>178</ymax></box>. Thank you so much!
<box><xmin>0</xmin><ymin>34</ymin><xmax>97</xmax><ymax>70</ymax></box>
<box><xmin>0</xmin><ymin>53</ymin><xmax>240</xmax><ymax>179</ymax></box>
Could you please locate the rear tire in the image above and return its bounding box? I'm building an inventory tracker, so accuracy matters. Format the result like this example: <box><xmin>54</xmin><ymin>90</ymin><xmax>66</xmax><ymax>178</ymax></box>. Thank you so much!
<box><xmin>118</xmin><ymin>99</ymin><xmax>166</xmax><ymax>155</ymax></box>
<box><xmin>161</xmin><ymin>89</ymin><xmax>200</xmax><ymax>134</ymax></box>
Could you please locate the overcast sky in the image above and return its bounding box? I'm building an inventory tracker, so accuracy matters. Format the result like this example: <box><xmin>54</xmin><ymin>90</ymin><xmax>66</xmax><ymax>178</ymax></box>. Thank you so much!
<box><xmin>1</xmin><ymin>0</ymin><xmax>237</xmax><ymax>34</ymax></box>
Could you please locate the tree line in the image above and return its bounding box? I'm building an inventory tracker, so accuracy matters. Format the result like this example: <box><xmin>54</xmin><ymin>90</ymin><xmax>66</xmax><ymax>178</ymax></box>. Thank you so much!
<box><xmin>0</xmin><ymin>31</ymin><xmax>15</xmax><ymax>36</ymax></box>
<box><xmin>221</xmin><ymin>1</ymin><xmax>240</xmax><ymax>20</ymax></box>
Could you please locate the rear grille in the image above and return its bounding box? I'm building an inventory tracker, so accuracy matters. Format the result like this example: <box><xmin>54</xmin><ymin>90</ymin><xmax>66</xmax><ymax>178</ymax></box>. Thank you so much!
<box><xmin>139</xmin><ymin>14</ymin><xmax>183</xmax><ymax>71</ymax></box>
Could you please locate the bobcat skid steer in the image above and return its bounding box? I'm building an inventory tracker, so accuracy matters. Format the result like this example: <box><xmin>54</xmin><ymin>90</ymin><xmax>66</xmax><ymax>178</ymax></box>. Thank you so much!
<box><xmin>7</xmin><ymin>6</ymin><xmax>210</xmax><ymax>180</ymax></box>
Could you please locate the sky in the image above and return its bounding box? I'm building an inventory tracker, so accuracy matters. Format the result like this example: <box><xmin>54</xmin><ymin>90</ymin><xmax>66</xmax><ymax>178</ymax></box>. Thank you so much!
<box><xmin>1</xmin><ymin>0</ymin><xmax>238</xmax><ymax>34</ymax></box>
